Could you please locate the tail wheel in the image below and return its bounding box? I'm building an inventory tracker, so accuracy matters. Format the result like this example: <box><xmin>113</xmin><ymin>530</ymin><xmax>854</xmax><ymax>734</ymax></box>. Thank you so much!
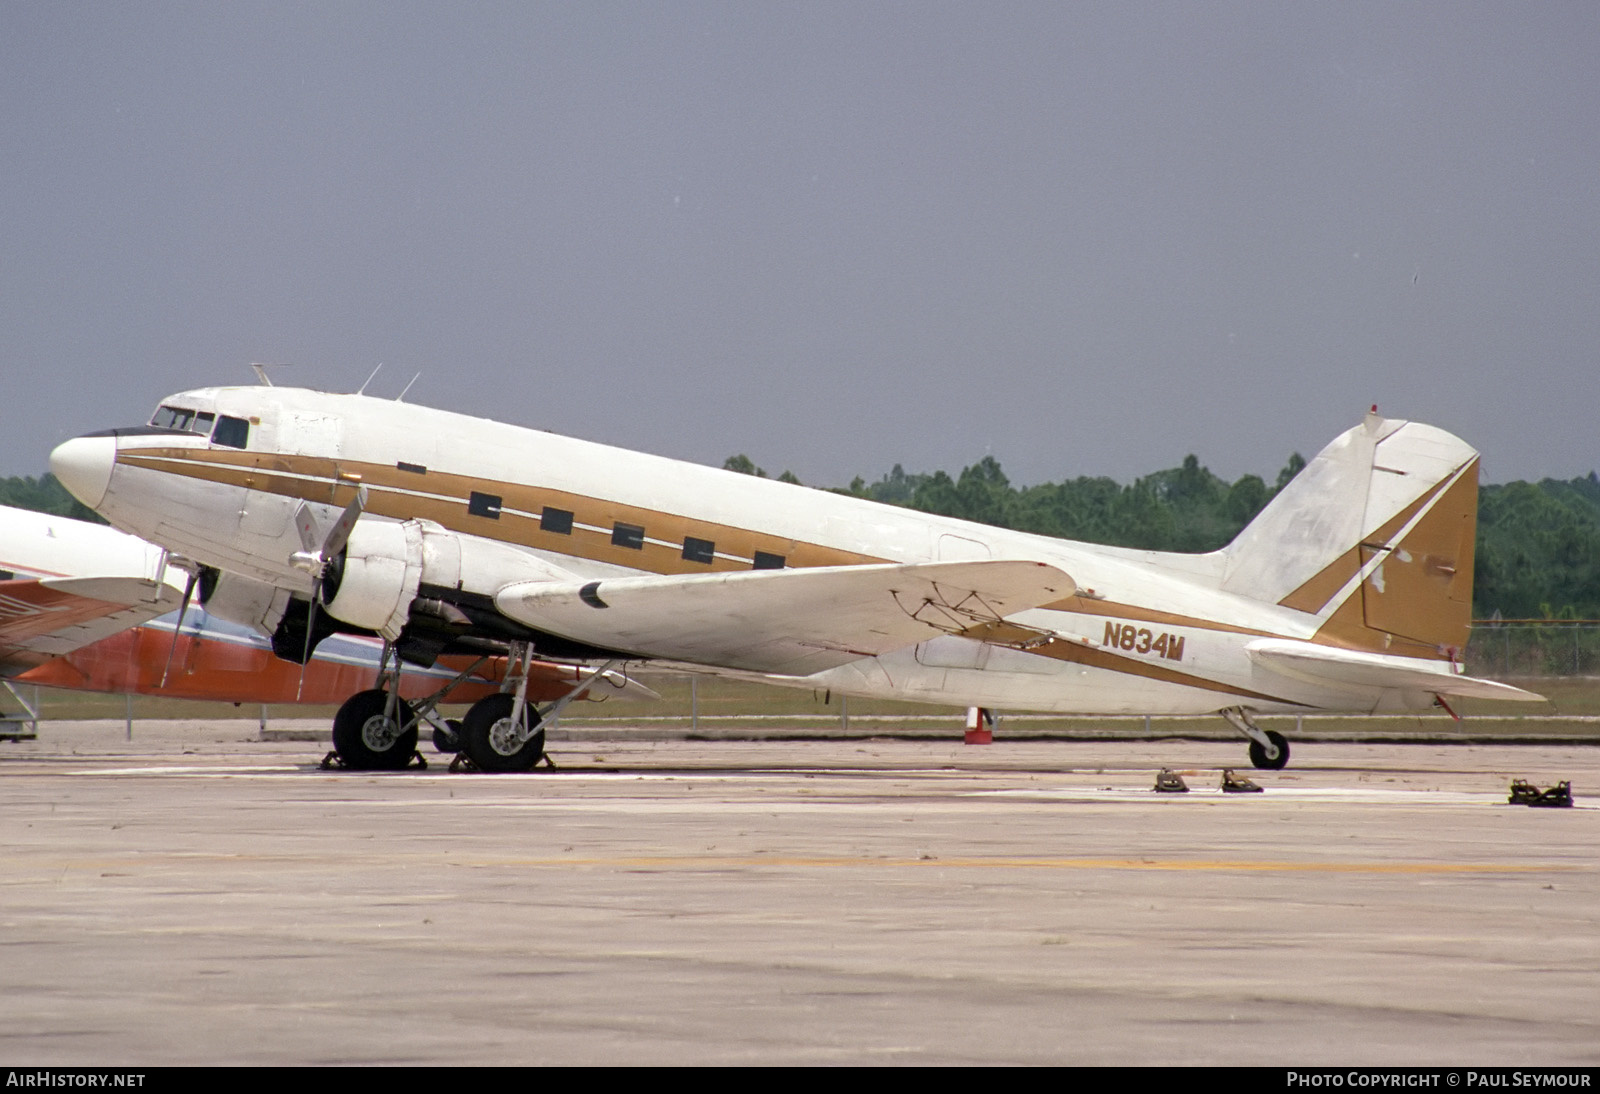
<box><xmin>1248</xmin><ymin>730</ymin><xmax>1291</xmax><ymax>771</ymax></box>
<box><xmin>460</xmin><ymin>693</ymin><xmax>545</xmax><ymax>773</ymax></box>
<box><xmin>331</xmin><ymin>688</ymin><xmax>419</xmax><ymax>770</ymax></box>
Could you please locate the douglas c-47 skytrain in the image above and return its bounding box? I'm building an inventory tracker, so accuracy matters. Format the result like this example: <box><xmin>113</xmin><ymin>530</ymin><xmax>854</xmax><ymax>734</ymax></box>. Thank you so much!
<box><xmin>49</xmin><ymin>379</ymin><xmax>1541</xmax><ymax>772</ymax></box>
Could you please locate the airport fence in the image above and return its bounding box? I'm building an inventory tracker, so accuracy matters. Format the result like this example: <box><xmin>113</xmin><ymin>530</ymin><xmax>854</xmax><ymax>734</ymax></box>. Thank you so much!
<box><xmin>1466</xmin><ymin>622</ymin><xmax>1600</xmax><ymax>677</ymax></box>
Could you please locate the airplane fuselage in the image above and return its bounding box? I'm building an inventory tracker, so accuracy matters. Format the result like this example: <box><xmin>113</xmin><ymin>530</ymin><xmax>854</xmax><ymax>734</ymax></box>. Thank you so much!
<box><xmin>50</xmin><ymin>385</ymin><xmax>1509</xmax><ymax>722</ymax></box>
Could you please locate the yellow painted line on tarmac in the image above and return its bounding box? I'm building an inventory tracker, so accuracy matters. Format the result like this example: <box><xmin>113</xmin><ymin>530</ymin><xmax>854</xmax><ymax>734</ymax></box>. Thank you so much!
<box><xmin>480</xmin><ymin>855</ymin><xmax>1576</xmax><ymax>874</ymax></box>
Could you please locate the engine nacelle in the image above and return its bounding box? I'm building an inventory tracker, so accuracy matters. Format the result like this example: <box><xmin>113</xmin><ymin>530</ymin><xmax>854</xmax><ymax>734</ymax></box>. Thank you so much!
<box><xmin>321</xmin><ymin>519</ymin><xmax>573</xmax><ymax>640</ymax></box>
<box><xmin>197</xmin><ymin>567</ymin><xmax>292</xmax><ymax>637</ymax></box>
<box><xmin>321</xmin><ymin>520</ymin><xmax>423</xmax><ymax>639</ymax></box>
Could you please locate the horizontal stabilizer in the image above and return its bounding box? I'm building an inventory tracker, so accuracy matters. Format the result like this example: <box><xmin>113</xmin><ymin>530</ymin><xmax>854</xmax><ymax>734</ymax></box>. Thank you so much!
<box><xmin>1246</xmin><ymin>639</ymin><xmax>1544</xmax><ymax>702</ymax></box>
<box><xmin>0</xmin><ymin>576</ymin><xmax>181</xmax><ymax>674</ymax></box>
<box><xmin>496</xmin><ymin>560</ymin><xmax>1075</xmax><ymax>675</ymax></box>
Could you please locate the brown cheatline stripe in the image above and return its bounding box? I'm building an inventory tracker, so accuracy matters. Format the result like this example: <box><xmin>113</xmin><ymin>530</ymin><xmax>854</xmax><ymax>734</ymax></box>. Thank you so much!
<box><xmin>118</xmin><ymin>448</ymin><xmax>886</xmax><ymax>576</ymax></box>
<box><xmin>1039</xmin><ymin>595</ymin><xmax>1276</xmax><ymax>638</ymax></box>
<box><xmin>991</xmin><ymin>628</ymin><xmax>1305</xmax><ymax>706</ymax></box>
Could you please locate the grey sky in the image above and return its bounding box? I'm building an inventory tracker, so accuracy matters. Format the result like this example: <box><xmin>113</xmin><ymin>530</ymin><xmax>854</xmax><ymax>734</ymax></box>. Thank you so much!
<box><xmin>5</xmin><ymin>2</ymin><xmax>1597</xmax><ymax>489</ymax></box>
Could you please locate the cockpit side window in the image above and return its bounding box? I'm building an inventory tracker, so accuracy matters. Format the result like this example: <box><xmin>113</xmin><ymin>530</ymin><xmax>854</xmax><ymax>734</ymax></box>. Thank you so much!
<box><xmin>212</xmin><ymin>415</ymin><xmax>250</xmax><ymax>449</ymax></box>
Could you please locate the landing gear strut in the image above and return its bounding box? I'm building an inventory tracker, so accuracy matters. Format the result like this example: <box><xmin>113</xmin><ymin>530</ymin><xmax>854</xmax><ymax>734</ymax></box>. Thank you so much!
<box><xmin>1221</xmin><ymin>707</ymin><xmax>1291</xmax><ymax>770</ymax></box>
<box><xmin>455</xmin><ymin>645</ymin><xmax>621</xmax><ymax>774</ymax></box>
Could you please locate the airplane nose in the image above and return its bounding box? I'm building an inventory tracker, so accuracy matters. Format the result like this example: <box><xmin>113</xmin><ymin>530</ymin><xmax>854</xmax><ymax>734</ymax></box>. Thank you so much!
<box><xmin>49</xmin><ymin>435</ymin><xmax>117</xmax><ymax>510</ymax></box>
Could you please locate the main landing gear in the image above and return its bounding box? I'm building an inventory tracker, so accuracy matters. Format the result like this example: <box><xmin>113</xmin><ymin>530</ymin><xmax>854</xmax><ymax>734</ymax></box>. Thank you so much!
<box><xmin>452</xmin><ymin>646</ymin><xmax>621</xmax><ymax>774</ymax></box>
<box><xmin>1221</xmin><ymin>707</ymin><xmax>1291</xmax><ymax>770</ymax></box>
<box><xmin>327</xmin><ymin>643</ymin><xmax>493</xmax><ymax>771</ymax></box>
<box><xmin>325</xmin><ymin>640</ymin><xmax>622</xmax><ymax>775</ymax></box>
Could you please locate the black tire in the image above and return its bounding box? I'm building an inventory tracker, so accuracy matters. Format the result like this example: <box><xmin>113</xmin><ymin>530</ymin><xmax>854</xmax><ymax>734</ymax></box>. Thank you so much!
<box><xmin>331</xmin><ymin>688</ymin><xmax>419</xmax><ymax>770</ymax></box>
<box><xmin>1248</xmin><ymin>730</ymin><xmax>1290</xmax><ymax>771</ymax></box>
<box><xmin>432</xmin><ymin>718</ymin><xmax>463</xmax><ymax>754</ymax></box>
<box><xmin>459</xmin><ymin>693</ymin><xmax>545</xmax><ymax>773</ymax></box>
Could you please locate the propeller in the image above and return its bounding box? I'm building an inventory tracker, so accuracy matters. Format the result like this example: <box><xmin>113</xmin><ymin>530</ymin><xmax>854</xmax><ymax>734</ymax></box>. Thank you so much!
<box><xmin>289</xmin><ymin>486</ymin><xmax>368</xmax><ymax>698</ymax></box>
<box><xmin>157</xmin><ymin>567</ymin><xmax>200</xmax><ymax>689</ymax></box>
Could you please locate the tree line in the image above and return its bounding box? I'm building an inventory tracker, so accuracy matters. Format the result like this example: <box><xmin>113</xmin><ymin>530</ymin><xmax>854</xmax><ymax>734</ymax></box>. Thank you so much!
<box><xmin>5</xmin><ymin>453</ymin><xmax>1595</xmax><ymax>621</ymax></box>
<box><xmin>723</xmin><ymin>454</ymin><xmax>1600</xmax><ymax>621</ymax></box>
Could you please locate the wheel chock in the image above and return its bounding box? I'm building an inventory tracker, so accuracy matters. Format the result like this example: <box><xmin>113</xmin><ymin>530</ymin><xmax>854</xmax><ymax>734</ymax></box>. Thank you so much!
<box><xmin>1509</xmin><ymin>779</ymin><xmax>1572</xmax><ymax>808</ymax></box>
<box><xmin>1154</xmin><ymin>768</ymin><xmax>1189</xmax><ymax>793</ymax></box>
<box><xmin>1530</xmin><ymin>782</ymin><xmax>1573</xmax><ymax>807</ymax></box>
<box><xmin>1221</xmin><ymin>768</ymin><xmax>1263</xmax><ymax>793</ymax></box>
<box><xmin>321</xmin><ymin>750</ymin><xmax>427</xmax><ymax>771</ymax></box>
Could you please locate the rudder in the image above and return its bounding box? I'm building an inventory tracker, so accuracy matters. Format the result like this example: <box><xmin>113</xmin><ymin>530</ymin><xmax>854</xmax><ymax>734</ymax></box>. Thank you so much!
<box><xmin>1221</xmin><ymin>410</ymin><xmax>1478</xmax><ymax>660</ymax></box>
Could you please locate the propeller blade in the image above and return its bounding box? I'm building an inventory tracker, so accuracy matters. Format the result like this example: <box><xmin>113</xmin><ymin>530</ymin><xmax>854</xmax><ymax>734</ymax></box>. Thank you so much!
<box><xmin>289</xmin><ymin>486</ymin><xmax>368</xmax><ymax>701</ymax></box>
<box><xmin>322</xmin><ymin>485</ymin><xmax>369</xmax><ymax>560</ymax></box>
<box><xmin>158</xmin><ymin>569</ymin><xmax>199</xmax><ymax>689</ymax></box>
<box><xmin>292</xmin><ymin>501</ymin><xmax>320</xmax><ymax>554</ymax></box>
<box><xmin>297</xmin><ymin>582</ymin><xmax>319</xmax><ymax>702</ymax></box>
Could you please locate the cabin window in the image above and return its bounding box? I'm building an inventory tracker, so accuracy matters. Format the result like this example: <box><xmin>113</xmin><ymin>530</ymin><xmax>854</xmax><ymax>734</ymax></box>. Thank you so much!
<box><xmin>468</xmin><ymin>491</ymin><xmax>502</xmax><ymax>519</ymax></box>
<box><xmin>397</xmin><ymin>461</ymin><xmax>427</xmax><ymax>475</ymax></box>
<box><xmin>212</xmin><ymin>416</ymin><xmax>250</xmax><ymax>449</ymax></box>
<box><xmin>541</xmin><ymin>507</ymin><xmax>573</xmax><ymax>535</ymax></box>
<box><xmin>612</xmin><ymin>522</ymin><xmax>645</xmax><ymax>550</ymax></box>
<box><xmin>682</xmin><ymin>536</ymin><xmax>715</xmax><ymax>564</ymax></box>
<box><xmin>753</xmin><ymin>551</ymin><xmax>786</xmax><ymax>570</ymax></box>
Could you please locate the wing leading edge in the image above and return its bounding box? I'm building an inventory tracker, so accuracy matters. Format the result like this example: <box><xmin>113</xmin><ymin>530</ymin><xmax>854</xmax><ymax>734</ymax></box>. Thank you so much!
<box><xmin>495</xmin><ymin>559</ymin><xmax>1075</xmax><ymax>675</ymax></box>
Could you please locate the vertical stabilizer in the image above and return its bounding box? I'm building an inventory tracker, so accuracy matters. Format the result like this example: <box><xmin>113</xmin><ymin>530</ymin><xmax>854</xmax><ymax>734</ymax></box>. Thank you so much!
<box><xmin>1221</xmin><ymin>413</ymin><xmax>1479</xmax><ymax>659</ymax></box>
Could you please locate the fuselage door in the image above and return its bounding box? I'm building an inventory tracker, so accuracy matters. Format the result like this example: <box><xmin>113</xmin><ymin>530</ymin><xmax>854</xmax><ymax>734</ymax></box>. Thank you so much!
<box><xmin>280</xmin><ymin>412</ymin><xmax>345</xmax><ymax>459</ymax></box>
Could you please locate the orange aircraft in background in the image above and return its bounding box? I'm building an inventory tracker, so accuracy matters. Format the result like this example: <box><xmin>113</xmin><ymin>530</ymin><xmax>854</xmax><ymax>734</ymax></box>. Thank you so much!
<box><xmin>1</xmin><ymin>504</ymin><xmax>651</xmax><ymax>745</ymax></box>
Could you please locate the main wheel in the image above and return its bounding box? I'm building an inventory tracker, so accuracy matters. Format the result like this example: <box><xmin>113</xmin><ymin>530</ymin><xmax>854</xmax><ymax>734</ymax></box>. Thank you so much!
<box><xmin>331</xmin><ymin>688</ymin><xmax>419</xmax><ymax>770</ymax></box>
<box><xmin>459</xmin><ymin>693</ymin><xmax>545</xmax><ymax>773</ymax></box>
<box><xmin>1248</xmin><ymin>729</ymin><xmax>1290</xmax><ymax>770</ymax></box>
<box><xmin>432</xmin><ymin>718</ymin><xmax>463</xmax><ymax>754</ymax></box>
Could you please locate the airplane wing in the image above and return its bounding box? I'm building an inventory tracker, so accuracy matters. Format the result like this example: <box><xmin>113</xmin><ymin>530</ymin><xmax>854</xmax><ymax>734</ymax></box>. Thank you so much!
<box><xmin>0</xmin><ymin>576</ymin><xmax>182</xmax><ymax>675</ymax></box>
<box><xmin>495</xmin><ymin>559</ymin><xmax>1075</xmax><ymax>675</ymax></box>
<box><xmin>1245</xmin><ymin>638</ymin><xmax>1545</xmax><ymax>702</ymax></box>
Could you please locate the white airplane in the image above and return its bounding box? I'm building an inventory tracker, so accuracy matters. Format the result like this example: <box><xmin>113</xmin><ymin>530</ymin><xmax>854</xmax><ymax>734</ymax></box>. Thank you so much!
<box><xmin>48</xmin><ymin>383</ymin><xmax>1541</xmax><ymax>772</ymax></box>
<box><xmin>0</xmin><ymin>503</ymin><xmax>650</xmax><ymax>746</ymax></box>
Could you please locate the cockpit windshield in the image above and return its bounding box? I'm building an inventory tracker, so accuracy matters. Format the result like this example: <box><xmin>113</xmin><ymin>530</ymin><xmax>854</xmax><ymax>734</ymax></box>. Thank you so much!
<box><xmin>148</xmin><ymin>404</ymin><xmax>249</xmax><ymax>448</ymax></box>
<box><xmin>149</xmin><ymin>405</ymin><xmax>216</xmax><ymax>435</ymax></box>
